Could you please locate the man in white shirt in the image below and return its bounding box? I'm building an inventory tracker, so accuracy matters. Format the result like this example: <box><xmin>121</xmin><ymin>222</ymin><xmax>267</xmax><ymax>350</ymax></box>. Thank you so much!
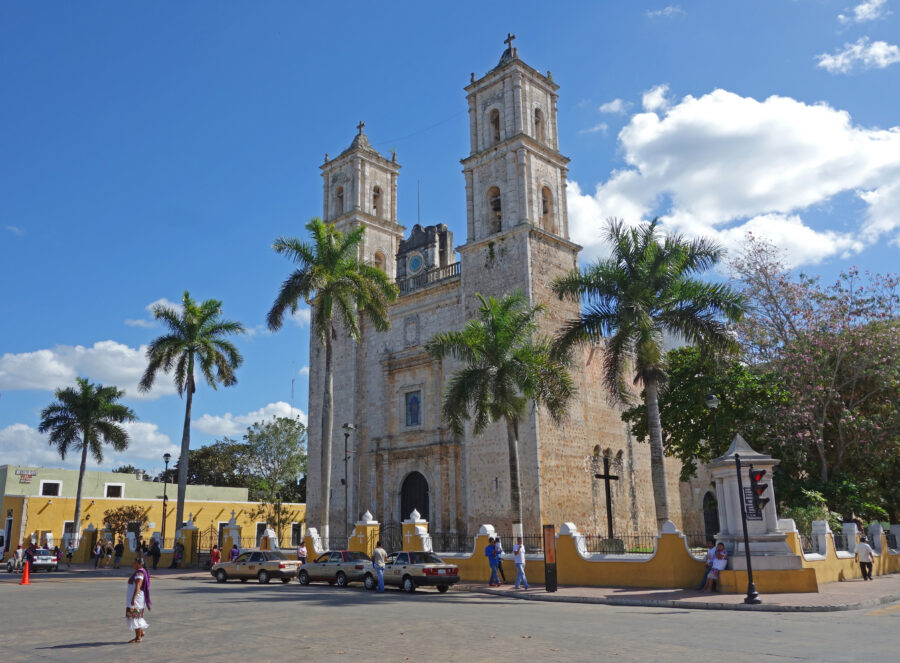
<box><xmin>372</xmin><ymin>540</ymin><xmax>387</xmax><ymax>592</ymax></box>
<box><xmin>512</xmin><ymin>537</ymin><xmax>529</xmax><ymax>590</ymax></box>
<box><xmin>854</xmin><ymin>536</ymin><xmax>875</xmax><ymax>581</ymax></box>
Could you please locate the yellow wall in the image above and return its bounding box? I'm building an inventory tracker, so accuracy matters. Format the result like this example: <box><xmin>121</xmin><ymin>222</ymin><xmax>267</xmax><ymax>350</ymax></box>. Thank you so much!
<box><xmin>787</xmin><ymin>530</ymin><xmax>900</xmax><ymax>584</ymax></box>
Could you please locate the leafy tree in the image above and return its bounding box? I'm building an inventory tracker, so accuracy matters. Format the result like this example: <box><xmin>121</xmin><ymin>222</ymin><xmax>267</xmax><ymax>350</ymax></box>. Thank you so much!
<box><xmin>426</xmin><ymin>292</ymin><xmax>575</xmax><ymax>536</ymax></box>
<box><xmin>170</xmin><ymin>438</ymin><xmax>252</xmax><ymax>487</ymax></box>
<box><xmin>103</xmin><ymin>505</ymin><xmax>150</xmax><ymax>539</ymax></box>
<box><xmin>113</xmin><ymin>464</ymin><xmax>145</xmax><ymax>475</ymax></box>
<box><xmin>267</xmin><ymin>218</ymin><xmax>397</xmax><ymax>540</ymax></box>
<box><xmin>552</xmin><ymin>219</ymin><xmax>745</xmax><ymax>527</ymax></box>
<box><xmin>38</xmin><ymin>377</ymin><xmax>136</xmax><ymax>542</ymax></box>
<box><xmin>139</xmin><ymin>291</ymin><xmax>244</xmax><ymax>538</ymax></box>
<box><xmin>242</xmin><ymin>416</ymin><xmax>307</xmax><ymax>543</ymax></box>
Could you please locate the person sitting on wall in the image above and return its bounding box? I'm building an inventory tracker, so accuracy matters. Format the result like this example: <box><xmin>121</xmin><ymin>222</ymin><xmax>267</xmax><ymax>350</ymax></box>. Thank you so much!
<box><xmin>702</xmin><ymin>543</ymin><xmax>728</xmax><ymax>592</ymax></box>
<box><xmin>698</xmin><ymin>539</ymin><xmax>716</xmax><ymax>590</ymax></box>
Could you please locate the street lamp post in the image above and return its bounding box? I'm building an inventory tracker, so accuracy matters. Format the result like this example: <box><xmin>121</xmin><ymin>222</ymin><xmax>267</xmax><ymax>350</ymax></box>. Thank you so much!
<box><xmin>705</xmin><ymin>393</ymin><xmax>761</xmax><ymax>605</ymax></box>
<box><xmin>161</xmin><ymin>453</ymin><xmax>171</xmax><ymax>545</ymax></box>
<box><xmin>342</xmin><ymin>423</ymin><xmax>355</xmax><ymax>544</ymax></box>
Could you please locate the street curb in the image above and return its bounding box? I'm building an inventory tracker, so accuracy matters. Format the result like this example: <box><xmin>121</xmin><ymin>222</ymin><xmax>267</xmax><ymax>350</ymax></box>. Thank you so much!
<box><xmin>464</xmin><ymin>586</ymin><xmax>900</xmax><ymax>613</ymax></box>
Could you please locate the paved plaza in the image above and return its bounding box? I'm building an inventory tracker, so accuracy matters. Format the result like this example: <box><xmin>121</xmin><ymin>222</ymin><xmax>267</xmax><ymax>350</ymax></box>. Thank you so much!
<box><xmin>1</xmin><ymin>569</ymin><xmax>898</xmax><ymax>662</ymax></box>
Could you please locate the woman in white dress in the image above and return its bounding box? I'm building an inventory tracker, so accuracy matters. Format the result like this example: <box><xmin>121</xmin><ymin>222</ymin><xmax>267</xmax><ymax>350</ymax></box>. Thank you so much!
<box><xmin>126</xmin><ymin>558</ymin><xmax>151</xmax><ymax>642</ymax></box>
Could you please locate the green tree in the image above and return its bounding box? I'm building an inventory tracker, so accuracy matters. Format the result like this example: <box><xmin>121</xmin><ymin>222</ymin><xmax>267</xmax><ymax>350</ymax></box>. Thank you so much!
<box><xmin>242</xmin><ymin>416</ymin><xmax>307</xmax><ymax>543</ymax></box>
<box><xmin>170</xmin><ymin>438</ymin><xmax>252</xmax><ymax>487</ymax></box>
<box><xmin>426</xmin><ymin>292</ymin><xmax>575</xmax><ymax>536</ymax></box>
<box><xmin>139</xmin><ymin>291</ymin><xmax>244</xmax><ymax>537</ymax></box>
<box><xmin>113</xmin><ymin>464</ymin><xmax>143</xmax><ymax>475</ymax></box>
<box><xmin>38</xmin><ymin>377</ymin><xmax>136</xmax><ymax>543</ymax></box>
<box><xmin>267</xmin><ymin>218</ymin><xmax>397</xmax><ymax>541</ymax></box>
<box><xmin>552</xmin><ymin>219</ymin><xmax>745</xmax><ymax>527</ymax></box>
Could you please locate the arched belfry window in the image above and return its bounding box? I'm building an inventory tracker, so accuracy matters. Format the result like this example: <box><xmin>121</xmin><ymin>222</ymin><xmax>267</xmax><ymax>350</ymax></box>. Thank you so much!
<box><xmin>335</xmin><ymin>186</ymin><xmax>344</xmax><ymax>216</ymax></box>
<box><xmin>541</xmin><ymin>186</ymin><xmax>554</xmax><ymax>232</ymax></box>
<box><xmin>372</xmin><ymin>186</ymin><xmax>382</xmax><ymax>218</ymax></box>
<box><xmin>489</xmin><ymin>108</ymin><xmax>501</xmax><ymax>145</ymax></box>
<box><xmin>373</xmin><ymin>251</ymin><xmax>386</xmax><ymax>272</ymax></box>
<box><xmin>534</xmin><ymin>108</ymin><xmax>545</xmax><ymax>143</ymax></box>
<box><xmin>487</xmin><ymin>186</ymin><xmax>502</xmax><ymax>234</ymax></box>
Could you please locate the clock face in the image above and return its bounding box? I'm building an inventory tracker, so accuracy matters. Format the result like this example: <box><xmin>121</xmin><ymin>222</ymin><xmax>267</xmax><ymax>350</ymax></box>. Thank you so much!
<box><xmin>408</xmin><ymin>252</ymin><xmax>424</xmax><ymax>275</ymax></box>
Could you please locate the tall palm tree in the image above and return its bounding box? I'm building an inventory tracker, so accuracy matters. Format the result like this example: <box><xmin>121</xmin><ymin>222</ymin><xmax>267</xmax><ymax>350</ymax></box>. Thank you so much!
<box><xmin>38</xmin><ymin>377</ymin><xmax>136</xmax><ymax>544</ymax></box>
<box><xmin>267</xmin><ymin>218</ymin><xmax>398</xmax><ymax>541</ymax></box>
<box><xmin>139</xmin><ymin>291</ymin><xmax>244</xmax><ymax>537</ymax></box>
<box><xmin>425</xmin><ymin>292</ymin><xmax>575</xmax><ymax>537</ymax></box>
<box><xmin>552</xmin><ymin>218</ymin><xmax>745</xmax><ymax>528</ymax></box>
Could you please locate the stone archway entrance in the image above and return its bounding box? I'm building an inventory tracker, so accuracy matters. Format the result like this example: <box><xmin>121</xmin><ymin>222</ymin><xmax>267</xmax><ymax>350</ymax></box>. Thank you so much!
<box><xmin>703</xmin><ymin>491</ymin><xmax>720</xmax><ymax>541</ymax></box>
<box><xmin>400</xmin><ymin>471</ymin><xmax>429</xmax><ymax>522</ymax></box>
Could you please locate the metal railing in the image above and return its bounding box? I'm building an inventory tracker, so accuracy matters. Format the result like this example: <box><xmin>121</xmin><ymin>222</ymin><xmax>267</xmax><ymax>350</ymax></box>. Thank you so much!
<box><xmin>799</xmin><ymin>534</ymin><xmax>818</xmax><ymax>554</ymax></box>
<box><xmin>887</xmin><ymin>533</ymin><xmax>898</xmax><ymax>550</ymax></box>
<box><xmin>397</xmin><ymin>262</ymin><xmax>460</xmax><ymax>295</ymax></box>
<box><xmin>833</xmin><ymin>533</ymin><xmax>849</xmax><ymax>551</ymax></box>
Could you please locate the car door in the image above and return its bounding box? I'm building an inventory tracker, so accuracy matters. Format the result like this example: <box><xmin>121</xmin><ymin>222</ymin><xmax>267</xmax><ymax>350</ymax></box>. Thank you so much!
<box><xmin>308</xmin><ymin>553</ymin><xmax>331</xmax><ymax>580</ymax></box>
<box><xmin>389</xmin><ymin>552</ymin><xmax>408</xmax><ymax>585</ymax></box>
<box><xmin>247</xmin><ymin>551</ymin><xmax>265</xmax><ymax>577</ymax></box>
<box><xmin>233</xmin><ymin>552</ymin><xmax>252</xmax><ymax>578</ymax></box>
<box><xmin>326</xmin><ymin>551</ymin><xmax>345</xmax><ymax>580</ymax></box>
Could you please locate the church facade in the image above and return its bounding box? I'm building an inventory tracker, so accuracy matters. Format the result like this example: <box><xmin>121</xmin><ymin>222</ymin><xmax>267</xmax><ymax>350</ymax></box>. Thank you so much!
<box><xmin>306</xmin><ymin>42</ymin><xmax>711</xmax><ymax>542</ymax></box>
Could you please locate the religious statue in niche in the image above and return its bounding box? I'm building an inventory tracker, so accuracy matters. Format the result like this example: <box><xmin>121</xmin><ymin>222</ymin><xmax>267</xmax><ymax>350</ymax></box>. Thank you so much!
<box><xmin>405</xmin><ymin>391</ymin><xmax>421</xmax><ymax>427</ymax></box>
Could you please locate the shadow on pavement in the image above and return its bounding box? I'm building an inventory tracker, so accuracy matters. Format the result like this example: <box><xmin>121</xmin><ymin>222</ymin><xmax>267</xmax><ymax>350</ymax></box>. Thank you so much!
<box><xmin>37</xmin><ymin>641</ymin><xmax>127</xmax><ymax>649</ymax></box>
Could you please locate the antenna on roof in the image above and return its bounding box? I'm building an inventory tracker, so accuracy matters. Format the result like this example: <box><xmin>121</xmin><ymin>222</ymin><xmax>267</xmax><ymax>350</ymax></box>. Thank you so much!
<box><xmin>417</xmin><ymin>180</ymin><xmax>421</xmax><ymax>224</ymax></box>
<box><xmin>291</xmin><ymin>362</ymin><xmax>295</xmax><ymax>412</ymax></box>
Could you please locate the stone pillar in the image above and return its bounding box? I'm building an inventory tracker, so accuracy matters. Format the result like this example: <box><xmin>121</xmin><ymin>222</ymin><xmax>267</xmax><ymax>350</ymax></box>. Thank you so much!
<box><xmin>708</xmin><ymin>435</ymin><xmax>800</xmax><ymax>571</ymax></box>
<box><xmin>401</xmin><ymin>510</ymin><xmax>431</xmax><ymax>552</ymax></box>
<box><xmin>222</xmin><ymin>511</ymin><xmax>242</xmax><ymax>556</ymax></box>
<box><xmin>867</xmin><ymin>523</ymin><xmax>884</xmax><ymax>555</ymax></box>
<box><xmin>304</xmin><ymin>527</ymin><xmax>325</xmax><ymax>558</ymax></box>
<box><xmin>259</xmin><ymin>527</ymin><xmax>278</xmax><ymax>551</ymax></box>
<box><xmin>890</xmin><ymin>526</ymin><xmax>900</xmax><ymax>551</ymax></box>
<box><xmin>842</xmin><ymin>522</ymin><xmax>859</xmax><ymax>550</ymax></box>
<box><xmin>178</xmin><ymin>513</ymin><xmax>198</xmax><ymax>566</ymax></box>
<box><xmin>811</xmin><ymin>520</ymin><xmax>832</xmax><ymax>556</ymax></box>
<box><xmin>348</xmin><ymin>510</ymin><xmax>379</xmax><ymax>557</ymax></box>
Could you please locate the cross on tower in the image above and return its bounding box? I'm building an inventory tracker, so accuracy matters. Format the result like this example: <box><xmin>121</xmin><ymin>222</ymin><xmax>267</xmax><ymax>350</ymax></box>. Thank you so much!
<box><xmin>594</xmin><ymin>456</ymin><xmax>620</xmax><ymax>539</ymax></box>
<box><xmin>356</xmin><ymin>120</ymin><xmax>366</xmax><ymax>135</ymax></box>
<box><xmin>504</xmin><ymin>32</ymin><xmax>516</xmax><ymax>50</ymax></box>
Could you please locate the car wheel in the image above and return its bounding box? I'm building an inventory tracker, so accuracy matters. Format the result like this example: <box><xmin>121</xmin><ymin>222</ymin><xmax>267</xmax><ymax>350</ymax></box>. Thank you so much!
<box><xmin>437</xmin><ymin>584</ymin><xmax>449</xmax><ymax>593</ymax></box>
<box><xmin>281</xmin><ymin>577</ymin><xmax>291</xmax><ymax>584</ymax></box>
<box><xmin>336</xmin><ymin>571</ymin><xmax>348</xmax><ymax>587</ymax></box>
<box><xmin>240</xmin><ymin>578</ymin><xmax>248</xmax><ymax>583</ymax></box>
<box><xmin>216</xmin><ymin>569</ymin><xmax>227</xmax><ymax>583</ymax></box>
<box><xmin>364</xmin><ymin>573</ymin><xmax>376</xmax><ymax>590</ymax></box>
<box><xmin>402</xmin><ymin>575</ymin><xmax>416</xmax><ymax>593</ymax></box>
<box><xmin>298</xmin><ymin>570</ymin><xmax>310</xmax><ymax>585</ymax></box>
<box><xmin>258</xmin><ymin>570</ymin><xmax>270</xmax><ymax>584</ymax></box>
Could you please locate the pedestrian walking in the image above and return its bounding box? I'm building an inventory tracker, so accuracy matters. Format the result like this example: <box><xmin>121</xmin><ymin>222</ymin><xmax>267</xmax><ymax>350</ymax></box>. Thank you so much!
<box><xmin>855</xmin><ymin>536</ymin><xmax>875</xmax><ymax>581</ymax></box>
<box><xmin>13</xmin><ymin>544</ymin><xmax>24</xmax><ymax>572</ymax></box>
<box><xmin>114</xmin><ymin>539</ymin><xmax>125</xmax><ymax>568</ymax></box>
<box><xmin>373</xmin><ymin>540</ymin><xmax>387</xmax><ymax>592</ymax></box>
<box><xmin>93</xmin><ymin>540</ymin><xmax>103</xmax><ymax>569</ymax></box>
<box><xmin>484</xmin><ymin>537</ymin><xmax>500</xmax><ymax>586</ymax></box>
<box><xmin>297</xmin><ymin>541</ymin><xmax>307</xmax><ymax>565</ymax></box>
<box><xmin>210</xmin><ymin>545</ymin><xmax>221</xmax><ymax>566</ymax></box>
<box><xmin>512</xmin><ymin>537</ymin><xmax>529</xmax><ymax>590</ymax></box>
<box><xmin>230</xmin><ymin>543</ymin><xmax>240</xmax><ymax>561</ymax></box>
<box><xmin>104</xmin><ymin>541</ymin><xmax>114</xmax><ymax>568</ymax></box>
<box><xmin>149</xmin><ymin>539</ymin><xmax>161</xmax><ymax>570</ymax></box>
<box><xmin>65</xmin><ymin>542</ymin><xmax>75</xmax><ymax>568</ymax></box>
<box><xmin>126</xmin><ymin>558</ymin><xmax>151</xmax><ymax>643</ymax></box>
<box><xmin>494</xmin><ymin>536</ymin><xmax>507</xmax><ymax>584</ymax></box>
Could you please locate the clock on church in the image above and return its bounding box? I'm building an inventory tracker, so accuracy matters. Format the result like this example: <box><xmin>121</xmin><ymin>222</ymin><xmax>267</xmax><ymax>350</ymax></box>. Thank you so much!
<box><xmin>407</xmin><ymin>252</ymin><xmax>424</xmax><ymax>275</ymax></box>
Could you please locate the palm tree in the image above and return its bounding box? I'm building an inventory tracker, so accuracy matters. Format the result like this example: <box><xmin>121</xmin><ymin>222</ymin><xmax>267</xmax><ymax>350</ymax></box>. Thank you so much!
<box><xmin>425</xmin><ymin>292</ymin><xmax>575</xmax><ymax>537</ymax></box>
<box><xmin>552</xmin><ymin>218</ymin><xmax>745</xmax><ymax>528</ymax></box>
<box><xmin>38</xmin><ymin>377</ymin><xmax>136</xmax><ymax>544</ymax></box>
<box><xmin>139</xmin><ymin>291</ymin><xmax>244</xmax><ymax>537</ymax></box>
<box><xmin>267</xmin><ymin>218</ymin><xmax>398</xmax><ymax>541</ymax></box>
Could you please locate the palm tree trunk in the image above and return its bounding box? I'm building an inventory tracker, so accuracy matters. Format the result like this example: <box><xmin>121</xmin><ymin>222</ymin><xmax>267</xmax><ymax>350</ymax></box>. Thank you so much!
<box><xmin>505</xmin><ymin>417</ymin><xmax>524</xmax><ymax>538</ymax></box>
<box><xmin>72</xmin><ymin>433</ymin><xmax>89</xmax><ymax>547</ymax></box>
<box><xmin>320</xmin><ymin>329</ymin><xmax>334</xmax><ymax>544</ymax></box>
<box><xmin>644</xmin><ymin>377</ymin><xmax>670</xmax><ymax>529</ymax></box>
<box><xmin>175</xmin><ymin>365</ymin><xmax>194</xmax><ymax>541</ymax></box>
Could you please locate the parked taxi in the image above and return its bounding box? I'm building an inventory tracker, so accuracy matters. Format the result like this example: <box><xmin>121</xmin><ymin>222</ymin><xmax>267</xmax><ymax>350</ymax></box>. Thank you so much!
<box><xmin>297</xmin><ymin>550</ymin><xmax>373</xmax><ymax>587</ymax></box>
<box><xmin>368</xmin><ymin>550</ymin><xmax>459</xmax><ymax>593</ymax></box>
<box><xmin>211</xmin><ymin>549</ymin><xmax>299</xmax><ymax>584</ymax></box>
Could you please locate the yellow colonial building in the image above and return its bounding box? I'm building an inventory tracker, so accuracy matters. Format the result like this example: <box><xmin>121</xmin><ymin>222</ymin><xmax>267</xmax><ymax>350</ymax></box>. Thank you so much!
<box><xmin>0</xmin><ymin>465</ymin><xmax>305</xmax><ymax>561</ymax></box>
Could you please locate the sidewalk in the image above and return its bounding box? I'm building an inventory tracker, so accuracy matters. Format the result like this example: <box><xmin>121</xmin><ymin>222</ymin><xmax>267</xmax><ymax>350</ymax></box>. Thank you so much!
<box><xmin>0</xmin><ymin>562</ymin><xmax>207</xmax><ymax>582</ymax></box>
<box><xmin>462</xmin><ymin>572</ymin><xmax>900</xmax><ymax>612</ymax></box>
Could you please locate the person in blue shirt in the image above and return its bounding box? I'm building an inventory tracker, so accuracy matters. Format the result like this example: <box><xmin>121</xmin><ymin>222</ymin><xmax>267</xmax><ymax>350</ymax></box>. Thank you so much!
<box><xmin>484</xmin><ymin>537</ymin><xmax>500</xmax><ymax>586</ymax></box>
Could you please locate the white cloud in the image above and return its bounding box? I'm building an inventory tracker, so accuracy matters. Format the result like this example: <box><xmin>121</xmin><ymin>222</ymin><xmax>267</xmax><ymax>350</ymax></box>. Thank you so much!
<box><xmin>123</xmin><ymin>318</ymin><xmax>156</xmax><ymax>328</ymax></box>
<box><xmin>298</xmin><ymin>366</ymin><xmax>310</xmax><ymax>376</ymax></box>
<box><xmin>838</xmin><ymin>0</ymin><xmax>889</xmax><ymax>24</ymax></box>
<box><xmin>118</xmin><ymin>422</ymin><xmax>179</xmax><ymax>463</ymax></box>
<box><xmin>579</xmin><ymin>122</ymin><xmax>609</xmax><ymax>135</ymax></box>
<box><xmin>566</xmin><ymin>88</ymin><xmax>900</xmax><ymax>267</ymax></box>
<box><xmin>0</xmin><ymin>341</ymin><xmax>177</xmax><ymax>399</ymax></box>
<box><xmin>642</xmin><ymin>84</ymin><xmax>671</xmax><ymax>112</ymax></box>
<box><xmin>193</xmin><ymin>401</ymin><xmax>307</xmax><ymax>437</ymax></box>
<box><xmin>598</xmin><ymin>99</ymin><xmax>630</xmax><ymax>115</ymax></box>
<box><xmin>0</xmin><ymin>424</ymin><xmax>75</xmax><ymax>468</ymax></box>
<box><xmin>124</xmin><ymin>297</ymin><xmax>183</xmax><ymax>328</ymax></box>
<box><xmin>292</xmin><ymin>308</ymin><xmax>311</xmax><ymax>327</ymax></box>
<box><xmin>817</xmin><ymin>37</ymin><xmax>900</xmax><ymax>74</ymax></box>
<box><xmin>646</xmin><ymin>5</ymin><xmax>685</xmax><ymax>18</ymax></box>
<box><xmin>4</xmin><ymin>225</ymin><xmax>24</xmax><ymax>236</ymax></box>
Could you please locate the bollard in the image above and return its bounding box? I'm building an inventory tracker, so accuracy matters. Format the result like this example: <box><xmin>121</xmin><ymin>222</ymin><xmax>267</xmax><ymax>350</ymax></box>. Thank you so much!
<box><xmin>20</xmin><ymin>560</ymin><xmax>31</xmax><ymax>585</ymax></box>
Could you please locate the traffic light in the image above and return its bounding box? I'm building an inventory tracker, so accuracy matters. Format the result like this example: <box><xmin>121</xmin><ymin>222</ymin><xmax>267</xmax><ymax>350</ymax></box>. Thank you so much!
<box><xmin>748</xmin><ymin>467</ymin><xmax>770</xmax><ymax>512</ymax></box>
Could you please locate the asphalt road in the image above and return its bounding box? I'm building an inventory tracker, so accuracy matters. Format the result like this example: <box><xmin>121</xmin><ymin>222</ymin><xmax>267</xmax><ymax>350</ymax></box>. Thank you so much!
<box><xmin>0</xmin><ymin>572</ymin><xmax>897</xmax><ymax>662</ymax></box>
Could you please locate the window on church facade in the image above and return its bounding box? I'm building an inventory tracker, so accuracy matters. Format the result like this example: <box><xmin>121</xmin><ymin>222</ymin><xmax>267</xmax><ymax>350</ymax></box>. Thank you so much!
<box><xmin>489</xmin><ymin>108</ymin><xmax>501</xmax><ymax>145</ymax></box>
<box><xmin>487</xmin><ymin>186</ymin><xmax>502</xmax><ymax>234</ymax></box>
<box><xmin>405</xmin><ymin>390</ymin><xmax>421</xmax><ymax>427</ymax></box>
<box><xmin>372</xmin><ymin>186</ymin><xmax>382</xmax><ymax>218</ymax></box>
<box><xmin>336</xmin><ymin>186</ymin><xmax>344</xmax><ymax>216</ymax></box>
<box><xmin>373</xmin><ymin>251</ymin><xmax>386</xmax><ymax>272</ymax></box>
<box><xmin>541</xmin><ymin>186</ymin><xmax>553</xmax><ymax>232</ymax></box>
<box><xmin>534</xmin><ymin>108</ymin><xmax>545</xmax><ymax>143</ymax></box>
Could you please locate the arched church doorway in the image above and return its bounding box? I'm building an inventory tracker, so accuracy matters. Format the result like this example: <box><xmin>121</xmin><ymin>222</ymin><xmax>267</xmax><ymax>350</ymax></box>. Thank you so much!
<box><xmin>400</xmin><ymin>471</ymin><xmax>429</xmax><ymax>522</ymax></box>
<box><xmin>703</xmin><ymin>491</ymin><xmax>720</xmax><ymax>541</ymax></box>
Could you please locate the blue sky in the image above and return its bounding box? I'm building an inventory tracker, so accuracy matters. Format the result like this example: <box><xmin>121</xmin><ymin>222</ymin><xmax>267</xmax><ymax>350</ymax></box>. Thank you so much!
<box><xmin>2</xmin><ymin>1</ymin><xmax>899</xmax><ymax>474</ymax></box>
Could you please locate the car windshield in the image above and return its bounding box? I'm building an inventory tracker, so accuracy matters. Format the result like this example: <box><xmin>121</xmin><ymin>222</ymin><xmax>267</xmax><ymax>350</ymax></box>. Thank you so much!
<box><xmin>409</xmin><ymin>552</ymin><xmax>444</xmax><ymax>564</ymax></box>
<box><xmin>35</xmin><ymin>549</ymin><xmax>52</xmax><ymax>556</ymax></box>
<box><xmin>345</xmin><ymin>552</ymin><xmax>371</xmax><ymax>562</ymax></box>
<box><xmin>266</xmin><ymin>551</ymin><xmax>288</xmax><ymax>560</ymax></box>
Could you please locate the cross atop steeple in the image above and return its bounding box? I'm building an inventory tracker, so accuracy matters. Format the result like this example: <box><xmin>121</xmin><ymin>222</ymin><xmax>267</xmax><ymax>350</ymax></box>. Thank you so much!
<box><xmin>504</xmin><ymin>32</ymin><xmax>516</xmax><ymax>49</ymax></box>
<box><xmin>356</xmin><ymin>120</ymin><xmax>366</xmax><ymax>135</ymax></box>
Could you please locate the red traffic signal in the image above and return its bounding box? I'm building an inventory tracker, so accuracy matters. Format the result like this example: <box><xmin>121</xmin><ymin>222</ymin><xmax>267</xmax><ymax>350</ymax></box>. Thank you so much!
<box><xmin>748</xmin><ymin>467</ymin><xmax>770</xmax><ymax>512</ymax></box>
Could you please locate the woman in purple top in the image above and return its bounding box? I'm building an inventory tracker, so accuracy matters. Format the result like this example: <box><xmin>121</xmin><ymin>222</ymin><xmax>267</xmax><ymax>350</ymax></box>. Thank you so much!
<box><xmin>126</xmin><ymin>559</ymin><xmax>151</xmax><ymax>642</ymax></box>
<box><xmin>230</xmin><ymin>544</ymin><xmax>240</xmax><ymax>561</ymax></box>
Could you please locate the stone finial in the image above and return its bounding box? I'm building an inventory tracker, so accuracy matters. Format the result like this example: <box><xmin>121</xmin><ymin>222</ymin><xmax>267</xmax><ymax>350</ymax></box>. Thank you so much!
<box><xmin>228</xmin><ymin>510</ymin><xmax>237</xmax><ymax>526</ymax></box>
<box><xmin>470</xmin><ymin>72</ymin><xmax>475</xmax><ymax>83</ymax></box>
<box><xmin>409</xmin><ymin>509</ymin><xmax>421</xmax><ymax>521</ymax></box>
<box><xmin>324</xmin><ymin>153</ymin><xmax>329</xmax><ymax>162</ymax></box>
<box><xmin>477</xmin><ymin>524</ymin><xmax>496</xmax><ymax>537</ymax></box>
<box><xmin>362</xmin><ymin>510</ymin><xmax>373</xmax><ymax>522</ymax></box>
